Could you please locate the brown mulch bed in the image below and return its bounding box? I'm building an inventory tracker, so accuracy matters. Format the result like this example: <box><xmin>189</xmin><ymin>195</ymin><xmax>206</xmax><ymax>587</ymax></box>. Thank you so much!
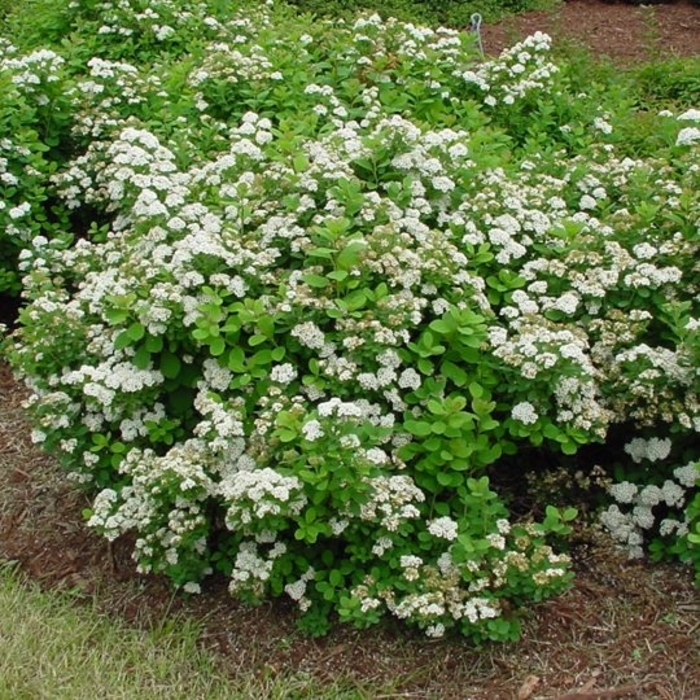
<box><xmin>482</xmin><ymin>0</ymin><xmax>700</xmax><ymax>63</ymax></box>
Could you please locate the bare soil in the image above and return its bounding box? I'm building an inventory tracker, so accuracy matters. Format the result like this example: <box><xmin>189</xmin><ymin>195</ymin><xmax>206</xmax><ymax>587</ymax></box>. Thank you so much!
<box><xmin>1</xmin><ymin>4</ymin><xmax>700</xmax><ymax>698</ymax></box>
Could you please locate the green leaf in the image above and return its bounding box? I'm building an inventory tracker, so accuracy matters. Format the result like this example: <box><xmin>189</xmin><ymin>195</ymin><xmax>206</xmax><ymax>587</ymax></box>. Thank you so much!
<box><xmin>543</xmin><ymin>423</ymin><xmax>560</xmax><ymax>439</ymax></box>
<box><xmin>258</xmin><ymin>315</ymin><xmax>275</xmax><ymax>337</ymax></box>
<box><xmin>104</xmin><ymin>308</ymin><xmax>128</xmax><ymax>325</ymax></box>
<box><xmin>145</xmin><ymin>335</ymin><xmax>164</xmax><ymax>353</ymax></box>
<box><xmin>305</xmin><ymin>507</ymin><xmax>318</xmax><ymax>524</ymax></box>
<box><xmin>336</xmin><ymin>242</ymin><xmax>364</xmax><ymax>270</ymax></box>
<box><xmin>563</xmin><ymin>507</ymin><xmax>578</xmax><ymax>521</ymax></box>
<box><xmin>430</xmin><ymin>319</ymin><xmax>453</xmax><ymax>335</ymax></box>
<box><xmin>308</xmin><ymin>247</ymin><xmax>334</xmax><ymax>260</ymax></box>
<box><xmin>417</xmin><ymin>358</ymin><xmax>434</xmax><ymax>375</ymax></box>
<box><xmin>210</xmin><ymin>337</ymin><xmax>226</xmax><ymax>356</ymax></box>
<box><xmin>303</xmin><ymin>274</ymin><xmax>329</xmax><ymax>289</ymax></box>
<box><xmin>160</xmin><ymin>352</ymin><xmax>181</xmax><ymax>379</ymax></box>
<box><xmin>133</xmin><ymin>346</ymin><xmax>151</xmax><ymax>369</ymax></box>
<box><xmin>561</xmin><ymin>441</ymin><xmax>578</xmax><ymax>455</ymax></box>
<box><xmin>293</xmin><ymin>154</ymin><xmax>309</xmax><ymax>172</ymax></box>
<box><xmin>248</xmin><ymin>334</ymin><xmax>268</xmax><ymax>347</ymax></box>
<box><xmin>449</xmin><ymin>438</ymin><xmax>472</xmax><ymax>458</ymax></box>
<box><xmin>227</xmin><ymin>346</ymin><xmax>246</xmax><ymax>372</ymax></box>
<box><xmin>442</xmin><ymin>360</ymin><xmax>467</xmax><ymax>386</ymax></box>
<box><xmin>327</xmin><ymin>270</ymin><xmax>348</xmax><ymax>282</ymax></box>
<box><xmin>427</xmin><ymin>399</ymin><xmax>446</xmax><ymax>415</ymax></box>
<box><xmin>437</xmin><ymin>471</ymin><xmax>460</xmax><ymax>487</ymax></box>
<box><xmin>277</xmin><ymin>428</ymin><xmax>297</xmax><ymax>443</ymax></box>
<box><xmin>468</xmin><ymin>381</ymin><xmax>483</xmax><ymax>399</ymax></box>
<box><xmin>127</xmin><ymin>322</ymin><xmax>146</xmax><ymax>341</ymax></box>
<box><xmin>250</xmin><ymin>349</ymin><xmax>272</xmax><ymax>367</ymax></box>
<box><xmin>344</xmin><ymin>289</ymin><xmax>367</xmax><ymax>311</ymax></box>
<box><xmin>404</xmin><ymin>420</ymin><xmax>431</xmax><ymax>437</ymax></box>
<box><xmin>114</xmin><ymin>330</ymin><xmax>132</xmax><ymax>351</ymax></box>
<box><xmin>192</xmin><ymin>327</ymin><xmax>210</xmax><ymax>341</ymax></box>
<box><xmin>374</xmin><ymin>282</ymin><xmax>389</xmax><ymax>300</ymax></box>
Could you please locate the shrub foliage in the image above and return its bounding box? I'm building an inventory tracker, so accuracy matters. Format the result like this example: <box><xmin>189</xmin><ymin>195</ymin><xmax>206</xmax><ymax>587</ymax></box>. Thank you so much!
<box><xmin>1</xmin><ymin>0</ymin><xmax>698</xmax><ymax>638</ymax></box>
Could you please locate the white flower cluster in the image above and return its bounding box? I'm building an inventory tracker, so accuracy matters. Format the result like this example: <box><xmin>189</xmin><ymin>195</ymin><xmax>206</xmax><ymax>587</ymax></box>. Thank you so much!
<box><xmin>601</xmin><ymin>460</ymin><xmax>698</xmax><ymax>558</ymax></box>
<box><xmin>676</xmin><ymin>127</ymin><xmax>700</xmax><ymax>147</ymax></box>
<box><xmin>358</xmin><ymin>475</ymin><xmax>425</xmax><ymax>531</ymax></box>
<box><xmin>427</xmin><ymin>516</ymin><xmax>459</xmax><ymax>541</ymax></box>
<box><xmin>229</xmin><ymin>539</ymin><xmax>287</xmax><ymax>599</ymax></box>
<box><xmin>511</xmin><ymin>401</ymin><xmax>538</xmax><ymax>425</ymax></box>
<box><xmin>460</xmin><ymin>32</ymin><xmax>558</xmax><ymax>108</ymax></box>
<box><xmin>283</xmin><ymin>566</ymin><xmax>316</xmax><ymax>612</ymax></box>
<box><xmin>0</xmin><ymin>47</ymin><xmax>64</xmax><ymax>100</ymax></box>
<box><xmin>87</xmin><ymin>440</ymin><xmax>214</xmax><ymax>577</ymax></box>
<box><xmin>221</xmin><ymin>467</ymin><xmax>307</xmax><ymax>529</ymax></box>
<box><xmin>346</xmin><ymin>521</ymin><xmax>570</xmax><ymax>637</ymax></box>
<box><xmin>624</xmin><ymin>436</ymin><xmax>672</xmax><ymax>464</ymax></box>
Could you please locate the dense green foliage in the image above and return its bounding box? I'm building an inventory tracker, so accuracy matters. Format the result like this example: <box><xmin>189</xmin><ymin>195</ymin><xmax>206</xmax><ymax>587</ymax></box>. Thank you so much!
<box><xmin>1</xmin><ymin>0</ymin><xmax>698</xmax><ymax>639</ymax></box>
<box><xmin>285</xmin><ymin>0</ymin><xmax>555</xmax><ymax>27</ymax></box>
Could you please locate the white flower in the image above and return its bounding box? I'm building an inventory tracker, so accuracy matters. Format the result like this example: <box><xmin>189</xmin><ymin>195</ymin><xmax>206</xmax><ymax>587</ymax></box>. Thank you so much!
<box><xmin>284</xmin><ymin>579</ymin><xmax>307</xmax><ymax>601</ymax></box>
<box><xmin>427</xmin><ymin>516</ymin><xmax>459</xmax><ymax>541</ymax></box>
<box><xmin>633</xmin><ymin>242</ymin><xmax>657</xmax><ymax>260</ymax></box>
<box><xmin>632</xmin><ymin>505</ymin><xmax>654</xmax><ymax>530</ymax></box>
<box><xmin>496</xmin><ymin>519</ymin><xmax>511</xmax><ymax>535</ymax></box>
<box><xmin>301</xmin><ymin>419</ymin><xmax>324</xmax><ymax>442</ymax></box>
<box><xmin>624</xmin><ymin>437</ymin><xmax>671</xmax><ymax>464</ymax></box>
<box><xmin>673</xmin><ymin>462</ymin><xmax>699</xmax><ymax>488</ymax></box>
<box><xmin>400</xmin><ymin>555</ymin><xmax>422</xmax><ymax>569</ymax></box>
<box><xmin>579</xmin><ymin>194</ymin><xmax>597</xmax><ymax>211</ymax></box>
<box><xmin>398</xmin><ymin>368</ymin><xmax>421</xmax><ymax>390</ymax></box>
<box><xmin>511</xmin><ymin>401</ymin><xmax>538</xmax><ymax>425</ymax></box>
<box><xmin>432</xmin><ymin>176</ymin><xmax>455</xmax><ymax>192</ymax></box>
<box><xmin>593</xmin><ymin>117</ymin><xmax>613</xmax><ymax>134</ymax></box>
<box><xmin>270</xmin><ymin>363</ymin><xmax>297</xmax><ymax>385</ymax></box>
<box><xmin>659</xmin><ymin>519</ymin><xmax>681</xmax><ymax>537</ymax></box>
<box><xmin>660</xmin><ymin>480</ymin><xmax>685</xmax><ymax>508</ymax></box>
<box><xmin>676</xmin><ymin>127</ymin><xmax>700</xmax><ymax>146</ymax></box>
<box><xmin>677</xmin><ymin>108</ymin><xmax>700</xmax><ymax>122</ymax></box>
<box><xmin>609</xmin><ymin>481</ymin><xmax>638</xmax><ymax>504</ymax></box>
<box><xmin>364</xmin><ymin>447</ymin><xmax>388</xmax><ymax>465</ymax></box>
<box><xmin>425</xmin><ymin>623</ymin><xmax>445</xmax><ymax>638</ymax></box>
<box><xmin>486</xmin><ymin>533</ymin><xmax>505</xmax><ymax>550</ymax></box>
<box><xmin>8</xmin><ymin>202</ymin><xmax>30</xmax><ymax>219</ymax></box>
<box><xmin>291</xmin><ymin>321</ymin><xmax>326</xmax><ymax>350</ymax></box>
<box><xmin>638</xmin><ymin>485</ymin><xmax>661</xmax><ymax>507</ymax></box>
<box><xmin>552</xmin><ymin>292</ymin><xmax>579</xmax><ymax>315</ymax></box>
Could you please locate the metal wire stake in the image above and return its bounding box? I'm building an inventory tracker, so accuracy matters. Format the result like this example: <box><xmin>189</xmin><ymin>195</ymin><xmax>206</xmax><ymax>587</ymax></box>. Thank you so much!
<box><xmin>469</xmin><ymin>12</ymin><xmax>484</xmax><ymax>58</ymax></box>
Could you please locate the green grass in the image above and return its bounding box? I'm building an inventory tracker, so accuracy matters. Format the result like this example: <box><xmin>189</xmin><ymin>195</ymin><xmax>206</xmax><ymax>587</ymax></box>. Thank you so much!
<box><xmin>0</xmin><ymin>563</ymin><xmax>366</xmax><ymax>700</ymax></box>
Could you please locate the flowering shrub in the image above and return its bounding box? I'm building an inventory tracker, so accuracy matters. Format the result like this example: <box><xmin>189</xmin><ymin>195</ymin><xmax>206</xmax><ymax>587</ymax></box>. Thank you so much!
<box><xmin>3</xmin><ymin>0</ymin><xmax>699</xmax><ymax>637</ymax></box>
<box><xmin>601</xmin><ymin>442</ymin><xmax>700</xmax><ymax>583</ymax></box>
<box><xmin>0</xmin><ymin>39</ymin><xmax>72</xmax><ymax>294</ymax></box>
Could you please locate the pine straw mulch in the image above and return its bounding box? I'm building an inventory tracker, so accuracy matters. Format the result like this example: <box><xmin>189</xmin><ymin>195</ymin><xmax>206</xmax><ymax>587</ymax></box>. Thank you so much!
<box><xmin>1</xmin><ymin>358</ymin><xmax>698</xmax><ymax>700</ymax></box>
